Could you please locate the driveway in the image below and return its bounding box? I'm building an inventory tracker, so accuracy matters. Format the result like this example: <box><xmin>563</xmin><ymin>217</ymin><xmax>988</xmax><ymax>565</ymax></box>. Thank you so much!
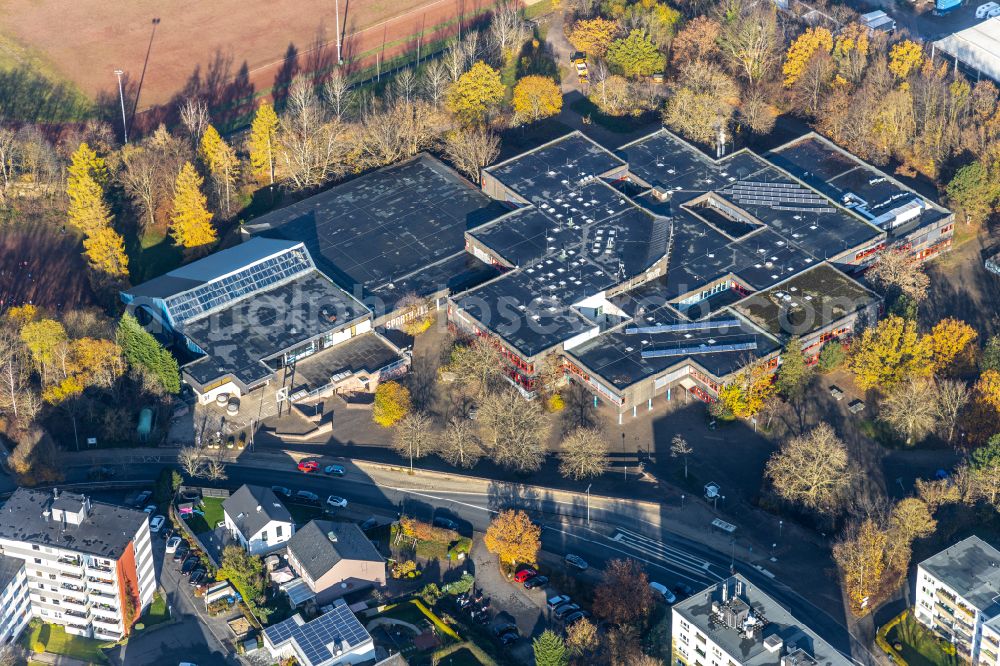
<box><xmin>109</xmin><ymin>531</ymin><xmax>237</xmax><ymax>666</ymax></box>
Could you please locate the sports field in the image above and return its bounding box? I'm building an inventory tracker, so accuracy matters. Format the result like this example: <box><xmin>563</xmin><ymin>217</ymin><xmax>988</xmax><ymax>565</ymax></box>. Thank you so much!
<box><xmin>0</xmin><ymin>0</ymin><xmax>492</xmax><ymax>119</ymax></box>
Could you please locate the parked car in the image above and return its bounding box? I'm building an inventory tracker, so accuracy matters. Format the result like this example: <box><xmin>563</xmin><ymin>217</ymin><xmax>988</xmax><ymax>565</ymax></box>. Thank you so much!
<box><xmin>326</xmin><ymin>495</ymin><xmax>348</xmax><ymax>508</ymax></box>
<box><xmin>433</xmin><ymin>516</ymin><xmax>459</xmax><ymax>531</ymax></box>
<box><xmin>553</xmin><ymin>603</ymin><xmax>580</xmax><ymax>619</ymax></box>
<box><xmin>547</xmin><ymin>594</ymin><xmax>570</xmax><ymax>609</ymax></box>
<box><xmin>181</xmin><ymin>557</ymin><xmax>199</xmax><ymax>574</ymax></box>
<box><xmin>324</xmin><ymin>464</ymin><xmax>346</xmax><ymax>476</ymax></box>
<box><xmin>563</xmin><ymin>610</ymin><xmax>590</xmax><ymax>625</ymax></box>
<box><xmin>499</xmin><ymin>630</ymin><xmax>519</xmax><ymax>646</ymax></box>
<box><xmin>513</xmin><ymin>568</ymin><xmax>537</xmax><ymax>583</ymax></box>
<box><xmin>297</xmin><ymin>460</ymin><xmax>319</xmax><ymax>473</ymax></box>
<box><xmin>564</xmin><ymin>554</ymin><xmax>588</xmax><ymax>570</ymax></box>
<box><xmin>650</xmin><ymin>582</ymin><xmax>676</xmax><ymax>603</ymax></box>
<box><xmin>166</xmin><ymin>536</ymin><xmax>182</xmax><ymax>553</ymax></box>
<box><xmin>295</xmin><ymin>490</ymin><xmax>319</xmax><ymax>502</ymax></box>
<box><xmin>143</xmin><ymin>504</ymin><xmax>157</xmax><ymax>514</ymax></box>
<box><xmin>271</xmin><ymin>486</ymin><xmax>292</xmax><ymax>497</ymax></box>
<box><xmin>360</xmin><ymin>518</ymin><xmax>379</xmax><ymax>531</ymax></box>
<box><xmin>524</xmin><ymin>575</ymin><xmax>548</xmax><ymax>590</ymax></box>
<box><xmin>493</xmin><ymin>622</ymin><xmax>518</xmax><ymax>638</ymax></box>
<box><xmin>189</xmin><ymin>570</ymin><xmax>207</xmax><ymax>586</ymax></box>
<box><xmin>172</xmin><ymin>544</ymin><xmax>190</xmax><ymax>562</ymax></box>
<box><xmin>674</xmin><ymin>583</ymin><xmax>695</xmax><ymax>598</ymax></box>
<box><xmin>977</xmin><ymin>1</ymin><xmax>1000</xmax><ymax>17</ymax></box>
<box><xmin>133</xmin><ymin>491</ymin><xmax>152</xmax><ymax>508</ymax></box>
<box><xmin>149</xmin><ymin>515</ymin><xmax>166</xmax><ymax>533</ymax></box>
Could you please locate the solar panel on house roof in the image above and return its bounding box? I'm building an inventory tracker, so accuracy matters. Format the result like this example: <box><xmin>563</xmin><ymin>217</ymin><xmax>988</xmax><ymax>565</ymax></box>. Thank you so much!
<box><xmin>264</xmin><ymin>601</ymin><xmax>371</xmax><ymax>666</ymax></box>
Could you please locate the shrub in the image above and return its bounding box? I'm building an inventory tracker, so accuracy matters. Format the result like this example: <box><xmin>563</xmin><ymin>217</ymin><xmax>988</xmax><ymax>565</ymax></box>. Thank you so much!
<box><xmin>419</xmin><ymin>583</ymin><xmax>442</xmax><ymax>606</ymax></box>
<box><xmin>817</xmin><ymin>342</ymin><xmax>846</xmax><ymax>373</ymax></box>
<box><xmin>33</xmin><ymin>641</ymin><xmax>45</xmax><ymax>653</ymax></box>
<box><xmin>546</xmin><ymin>393</ymin><xmax>565</xmax><ymax>412</ymax></box>
<box><xmin>442</xmin><ymin>573</ymin><xmax>475</xmax><ymax>596</ymax></box>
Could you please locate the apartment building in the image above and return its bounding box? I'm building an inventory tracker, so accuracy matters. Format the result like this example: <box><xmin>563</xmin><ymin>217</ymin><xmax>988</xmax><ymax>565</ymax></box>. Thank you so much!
<box><xmin>915</xmin><ymin>536</ymin><xmax>1000</xmax><ymax>663</ymax></box>
<box><xmin>0</xmin><ymin>488</ymin><xmax>156</xmax><ymax>641</ymax></box>
<box><xmin>672</xmin><ymin>575</ymin><xmax>851</xmax><ymax>666</ymax></box>
<box><xmin>0</xmin><ymin>555</ymin><xmax>30</xmax><ymax>644</ymax></box>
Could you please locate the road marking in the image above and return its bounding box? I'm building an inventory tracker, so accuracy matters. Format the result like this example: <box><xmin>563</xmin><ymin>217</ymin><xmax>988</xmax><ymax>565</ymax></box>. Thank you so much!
<box><xmin>611</xmin><ymin>527</ymin><xmax>724</xmax><ymax>581</ymax></box>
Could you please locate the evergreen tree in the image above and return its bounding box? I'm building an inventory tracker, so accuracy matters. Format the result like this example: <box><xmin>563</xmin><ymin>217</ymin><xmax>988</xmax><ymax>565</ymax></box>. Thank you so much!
<box><xmin>169</xmin><ymin>162</ymin><xmax>217</xmax><ymax>249</ymax></box>
<box><xmin>533</xmin><ymin>630</ymin><xmax>568</xmax><ymax>666</ymax></box>
<box><xmin>248</xmin><ymin>102</ymin><xmax>279</xmax><ymax>186</ymax></box>
<box><xmin>776</xmin><ymin>337</ymin><xmax>813</xmax><ymax>401</ymax></box>
<box><xmin>116</xmin><ymin>313</ymin><xmax>180</xmax><ymax>394</ymax></box>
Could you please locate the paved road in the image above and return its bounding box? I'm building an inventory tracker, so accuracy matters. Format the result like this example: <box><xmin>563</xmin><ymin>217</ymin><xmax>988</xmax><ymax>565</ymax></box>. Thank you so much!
<box><xmin>44</xmin><ymin>455</ymin><xmax>875</xmax><ymax>665</ymax></box>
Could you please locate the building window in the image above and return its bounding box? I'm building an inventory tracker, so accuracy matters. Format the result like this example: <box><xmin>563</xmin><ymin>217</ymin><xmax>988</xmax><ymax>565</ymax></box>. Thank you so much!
<box><xmin>696</xmin><ymin>633</ymin><xmax>706</xmax><ymax>644</ymax></box>
<box><xmin>33</xmin><ymin>559</ymin><xmax>41</xmax><ymax>565</ymax></box>
<box><xmin>261</xmin><ymin>531</ymin><xmax>268</xmax><ymax>543</ymax></box>
<box><xmin>31</xmin><ymin>545</ymin><xmax>39</xmax><ymax>551</ymax></box>
<box><xmin>276</xmin><ymin>526</ymin><xmax>283</xmax><ymax>538</ymax></box>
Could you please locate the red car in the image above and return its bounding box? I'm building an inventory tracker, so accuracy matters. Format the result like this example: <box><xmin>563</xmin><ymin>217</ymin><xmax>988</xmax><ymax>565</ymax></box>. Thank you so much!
<box><xmin>513</xmin><ymin>568</ymin><xmax>537</xmax><ymax>584</ymax></box>
<box><xmin>297</xmin><ymin>460</ymin><xmax>319</xmax><ymax>473</ymax></box>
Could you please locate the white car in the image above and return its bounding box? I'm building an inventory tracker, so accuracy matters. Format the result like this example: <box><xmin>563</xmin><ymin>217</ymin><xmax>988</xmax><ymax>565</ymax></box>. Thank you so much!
<box><xmin>650</xmin><ymin>581</ymin><xmax>676</xmax><ymax>603</ymax></box>
<box><xmin>326</xmin><ymin>495</ymin><xmax>348</xmax><ymax>508</ymax></box>
<box><xmin>977</xmin><ymin>1</ymin><xmax>999</xmax><ymax>17</ymax></box>
<box><xmin>149</xmin><ymin>515</ymin><xmax>166</xmax><ymax>533</ymax></box>
<box><xmin>166</xmin><ymin>536</ymin><xmax>182</xmax><ymax>553</ymax></box>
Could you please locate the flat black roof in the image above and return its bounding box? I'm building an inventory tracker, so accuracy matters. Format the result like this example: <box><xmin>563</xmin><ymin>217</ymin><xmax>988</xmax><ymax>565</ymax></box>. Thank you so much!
<box><xmin>245</xmin><ymin>154</ymin><xmax>507</xmax><ymax>310</ymax></box>
<box><xmin>568</xmin><ymin>310</ymin><xmax>779</xmax><ymax>389</ymax></box>
<box><xmin>766</xmin><ymin>135</ymin><xmax>949</xmax><ymax>236</ymax></box>
<box><xmin>733</xmin><ymin>263</ymin><xmax>878</xmax><ymax>339</ymax></box>
<box><xmin>287</xmin><ymin>332</ymin><xmax>403</xmax><ymax>393</ymax></box>
<box><xmin>0</xmin><ymin>489</ymin><xmax>147</xmax><ymax>559</ymax></box>
<box><xmin>485</xmin><ymin>131</ymin><xmax>627</xmax><ymax>195</ymax></box>
<box><xmin>181</xmin><ymin>270</ymin><xmax>368</xmax><ymax>387</ymax></box>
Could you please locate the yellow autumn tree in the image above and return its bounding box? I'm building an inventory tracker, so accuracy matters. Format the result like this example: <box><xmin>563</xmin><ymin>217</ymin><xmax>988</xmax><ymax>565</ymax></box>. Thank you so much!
<box><xmin>198</xmin><ymin>125</ymin><xmax>239</xmax><ymax>215</ymax></box>
<box><xmin>833</xmin><ymin>518</ymin><xmax>888</xmax><ymax>615</ymax></box>
<box><xmin>169</xmin><ymin>162</ymin><xmax>217</xmax><ymax>249</ymax></box>
<box><xmin>446</xmin><ymin>62</ymin><xmax>505</xmax><ymax>125</ymax></box>
<box><xmin>889</xmin><ymin>40</ymin><xmax>924</xmax><ymax>79</ymax></box>
<box><xmin>714</xmin><ymin>358</ymin><xmax>776</xmax><ymax>420</ymax></box>
<box><xmin>373</xmin><ymin>381</ymin><xmax>411</xmax><ymax>427</ymax></box>
<box><xmin>832</xmin><ymin>23</ymin><xmax>870</xmax><ymax>82</ymax></box>
<box><xmin>976</xmin><ymin>369</ymin><xmax>1000</xmax><ymax>413</ymax></box>
<box><xmin>248</xmin><ymin>102</ymin><xmax>279</xmax><ymax>186</ymax></box>
<box><xmin>512</xmin><ymin>76</ymin><xmax>563</xmax><ymax>123</ymax></box>
<box><xmin>926</xmin><ymin>318</ymin><xmax>977</xmax><ymax>374</ymax></box>
<box><xmin>20</xmin><ymin>319</ymin><xmax>68</xmax><ymax>380</ymax></box>
<box><xmin>66</xmin><ymin>145</ymin><xmax>113</xmax><ymax>237</ymax></box>
<box><xmin>847</xmin><ymin>316</ymin><xmax>932</xmax><ymax>391</ymax></box>
<box><xmin>782</xmin><ymin>27</ymin><xmax>833</xmax><ymax>87</ymax></box>
<box><xmin>484</xmin><ymin>509</ymin><xmax>541</xmax><ymax>567</ymax></box>
<box><xmin>83</xmin><ymin>226</ymin><xmax>130</xmax><ymax>279</ymax></box>
<box><xmin>568</xmin><ymin>17</ymin><xmax>619</xmax><ymax>57</ymax></box>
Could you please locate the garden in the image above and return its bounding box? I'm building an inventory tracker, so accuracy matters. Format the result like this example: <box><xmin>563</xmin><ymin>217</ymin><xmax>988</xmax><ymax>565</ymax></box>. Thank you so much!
<box><xmin>23</xmin><ymin>620</ymin><xmax>112</xmax><ymax>664</ymax></box>
<box><xmin>878</xmin><ymin>612</ymin><xmax>959</xmax><ymax>666</ymax></box>
<box><xmin>180</xmin><ymin>495</ymin><xmax>225</xmax><ymax>534</ymax></box>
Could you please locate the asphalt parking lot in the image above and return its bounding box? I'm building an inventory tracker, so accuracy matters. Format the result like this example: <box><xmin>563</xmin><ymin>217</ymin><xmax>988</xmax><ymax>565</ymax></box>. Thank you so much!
<box><xmin>107</xmin><ymin>529</ymin><xmax>237</xmax><ymax>666</ymax></box>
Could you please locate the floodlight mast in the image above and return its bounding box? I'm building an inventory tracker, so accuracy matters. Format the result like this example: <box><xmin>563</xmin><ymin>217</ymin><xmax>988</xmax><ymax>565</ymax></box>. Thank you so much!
<box><xmin>114</xmin><ymin>69</ymin><xmax>128</xmax><ymax>144</ymax></box>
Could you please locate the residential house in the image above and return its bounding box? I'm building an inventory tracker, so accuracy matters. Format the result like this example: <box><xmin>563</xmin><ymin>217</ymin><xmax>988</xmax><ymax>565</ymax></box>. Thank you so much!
<box><xmin>286</xmin><ymin>520</ymin><xmax>386</xmax><ymax>604</ymax></box>
<box><xmin>222</xmin><ymin>485</ymin><xmax>295</xmax><ymax>555</ymax></box>
<box><xmin>263</xmin><ymin>598</ymin><xmax>376</xmax><ymax>666</ymax></box>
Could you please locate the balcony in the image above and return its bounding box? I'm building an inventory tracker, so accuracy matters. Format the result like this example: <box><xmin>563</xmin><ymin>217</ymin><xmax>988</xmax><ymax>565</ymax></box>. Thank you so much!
<box><xmin>60</xmin><ymin>582</ymin><xmax>84</xmax><ymax>593</ymax></box>
<box><xmin>982</xmin><ymin>648</ymin><xmax>997</xmax><ymax>663</ymax></box>
<box><xmin>60</xmin><ymin>571</ymin><xmax>84</xmax><ymax>581</ymax></box>
<box><xmin>57</xmin><ymin>556</ymin><xmax>81</xmax><ymax>566</ymax></box>
<box><xmin>62</xmin><ymin>596</ymin><xmax>86</xmax><ymax>608</ymax></box>
<box><xmin>86</xmin><ymin>577</ymin><xmax>115</xmax><ymax>591</ymax></box>
<box><xmin>92</xmin><ymin>602</ymin><xmax>116</xmax><ymax>614</ymax></box>
<box><xmin>937</xmin><ymin>588</ymin><xmax>958</xmax><ymax>604</ymax></box>
<box><xmin>88</xmin><ymin>590</ymin><xmax>115</xmax><ymax>601</ymax></box>
<box><xmin>92</xmin><ymin>615</ymin><xmax>120</xmax><ymax>630</ymax></box>
<box><xmin>63</xmin><ymin>609</ymin><xmax>87</xmax><ymax>620</ymax></box>
<box><xmin>87</xmin><ymin>563</ymin><xmax>113</xmax><ymax>575</ymax></box>
<box><xmin>935</xmin><ymin>603</ymin><xmax>956</xmax><ymax>621</ymax></box>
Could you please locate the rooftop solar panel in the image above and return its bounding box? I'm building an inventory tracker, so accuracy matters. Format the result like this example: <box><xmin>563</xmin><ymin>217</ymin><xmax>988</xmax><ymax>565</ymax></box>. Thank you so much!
<box><xmin>641</xmin><ymin>341</ymin><xmax>758</xmax><ymax>358</ymax></box>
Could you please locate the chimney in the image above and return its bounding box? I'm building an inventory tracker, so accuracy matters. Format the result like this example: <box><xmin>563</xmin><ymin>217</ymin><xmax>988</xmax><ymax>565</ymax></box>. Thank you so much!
<box><xmin>53</xmin><ymin>487</ymin><xmax>59</xmax><ymax>500</ymax></box>
<box><xmin>721</xmin><ymin>580</ymin><xmax>729</xmax><ymax>602</ymax></box>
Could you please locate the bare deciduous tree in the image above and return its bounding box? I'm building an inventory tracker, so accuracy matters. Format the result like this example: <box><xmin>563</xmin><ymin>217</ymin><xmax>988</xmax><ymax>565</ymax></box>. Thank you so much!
<box><xmin>422</xmin><ymin>61</ymin><xmax>451</xmax><ymax>107</ymax></box>
<box><xmin>443</xmin><ymin>41</ymin><xmax>468</xmax><ymax>81</ymax></box>
<box><xmin>439</xmin><ymin>417</ymin><xmax>483</xmax><ymax>468</ymax></box>
<box><xmin>0</xmin><ymin>327</ymin><xmax>36</xmax><ymax>425</ymax></box>
<box><xmin>880</xmin><ymin>378</ymin><xmax>937</xmax><ymax>445</ymax></box>
<box><xmin>868</xmin><ymin>250</ymin><xmax>930</xmax><ymax>303</ymax></box>
<box><xmin>444</xmin><ymin>127</ymin><xmax>499</xmax><ymax>184</ymax></box>
<box><xmin>178</xmin><ymin>447</ymin><xmax>205</xmax><ymax>478</ymax></box>
<box><xmin>488</xmin><ymin>2</ymin><xmax>528</xmax><ymax>63</ymax></box>
<box><xmin>559</xmin><ymin>427</ymin><xmax>608</xmax><ymax>480</ymax></box>
<box><xmin>391</xmin><ymin>68</ymin><xmax>420</xmax><ymax>106</ymax></box>
<box><xmin>323</xmin><ymin>68</ymin><xmax>354</xmax><ymax>119</ymax></box>
<box><xmin>481</xmin><ymin>389</ymin><xmax>549</xmax><ymax>472</ymax></box>
<box><xmin>448</xmin><ymin>336</ymin><xmax>506</xmax><ymax>398</ymax></box>
<box><xmin>119</xmin><ymin>145</ymin><xmax>159</xmax><ymax>232</ymax></box>
<box><xmin>718</xmin><ymin>3</ymin><xmax>779</xmax><ymax>85</ymax></box>
<box><xmin>393</xmin><ymin>411</ymin><xmax>435</xmax><ymax>468</ymax></box>
<box><xmin>0</xmin><ymin>127</ymin><xmax>17</xmax><ymax>200</ymax></box>
<box><xmin>670</xmin><ymin>434</ymin><xmax>693</xmax><ymax>479</ymax></box>
<box><xmin>765</xmin><ymin>423</ymin><xmax>852</xmax><ymax>515</ymax></box>
<box><xmin>935</xmin><ymin>377</ymin><xmax>970</xmax><ymax>444</ymax></box>
<box><xmin>178</xmin><ymin>97</ymin><xmax>210</xmax><ymax>145</ymax></box>
<box><xmin>278</xmin><ymin>77</ymin><xmax>349</xmax><ymax>189</ymax></box>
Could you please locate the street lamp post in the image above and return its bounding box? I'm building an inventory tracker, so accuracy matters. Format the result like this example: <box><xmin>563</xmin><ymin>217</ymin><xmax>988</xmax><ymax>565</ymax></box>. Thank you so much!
<box><xmin>586</xmin><ymin>483</ymin><xmax>592</xmax><ymax>525</ymax></box>
<box><xmin>335</xmin><ymin>0</ymin><xmax>343</xmax><ymax>64</ymax></box>
<box><xmin>114</xmin><ymin>69</ymin><xmax>128</xmax><ymax>143</ymax></box>
<box><xmin>621</xmin><ymin>432</ymin><xmax>626</xmax><ymax>481</ymax></box>
<box><xmin>778</xmin><ymin>520</ymin><xmax>783</xmax><ymax>539</ymax></box>
<box><xmin>680</xmin><ymin>494</ymin><xmax>685</xmax><ymax>508</ymax></box>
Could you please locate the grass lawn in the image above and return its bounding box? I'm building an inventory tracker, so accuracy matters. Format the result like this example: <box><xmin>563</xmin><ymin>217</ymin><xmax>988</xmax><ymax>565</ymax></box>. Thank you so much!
<box><xmin>185</xmin><ymin>496</ymin><xmax>225</xmax><ymax>535</ymax></box>
<box><xmin>438</xmin><ymin>647</ymin><xmax>485</xmax><ymax>666</ymax></box>
<box><xmin>886</xmin><ymin>614</ymin><xmax>958</xmax><ymax>666</ymax></box>
<box><xmin>24</xmin><ymin>622</ymin><xmax>110</xmax><ymax>665</ymax></box>
<box><xmin>524</xmin><ymin>0</ymin><xmax>556</xmax><ymax>20</ymax></box>
<box><xmin>130</xmin><ymin>227</ymin><xmax>184</xmax><ymax>283</ymax></box>
<box><xmin>380</xmin><ymin>601</ymin><xmax>431</xmax><ymax>627</ymax></box>
<box><xmin>141</xmin><ymin>591</ymin><xmax>171</xmax><ymax>627</ymax></box>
